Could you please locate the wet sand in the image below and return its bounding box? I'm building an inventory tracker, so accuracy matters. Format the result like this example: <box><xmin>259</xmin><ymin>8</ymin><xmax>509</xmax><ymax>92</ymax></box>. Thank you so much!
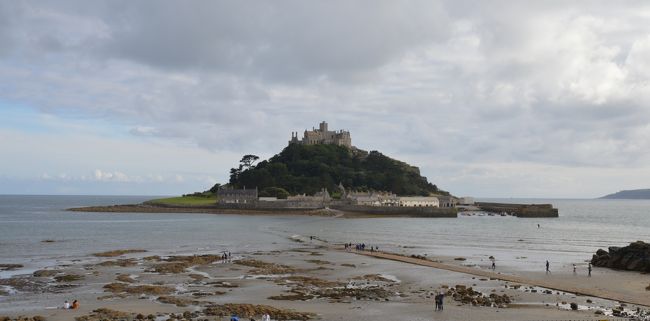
<box><xmin>2</xmin><ymin>235</ymin><xmax>649</xmax><ymax>321</ymax></box>
<box><xmin>352</xmin><ymin>249</ymin><xmax>650</xmax><ymax>306</ymax></box>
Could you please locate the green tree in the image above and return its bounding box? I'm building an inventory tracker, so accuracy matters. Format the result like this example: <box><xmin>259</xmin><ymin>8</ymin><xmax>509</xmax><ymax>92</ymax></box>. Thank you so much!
<box><xmin>240</xmin><ymin>154</ymin><xmax>259</xmax><ymax>169</ymax></box>
<box><xmin>259</xmin><ymin>187</ymin><xmax>290</xmax><ymax>199</ymax></box>
<box><xmin>208</xmin><ymin>183</ymin><xmax>221</xmax><ymax>194</ymax></box>
<box><xmin>228</xmin><ymin>144</ymin><xmax>449</xmax><ymax>196</ymax></box>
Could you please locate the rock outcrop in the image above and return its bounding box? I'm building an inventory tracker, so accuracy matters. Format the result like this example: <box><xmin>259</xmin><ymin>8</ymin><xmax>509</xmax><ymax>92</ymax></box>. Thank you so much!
<box><xmin>591</xmin><ymin>241</ymin><xmax>650</xmax><ymax>272</ymax></box>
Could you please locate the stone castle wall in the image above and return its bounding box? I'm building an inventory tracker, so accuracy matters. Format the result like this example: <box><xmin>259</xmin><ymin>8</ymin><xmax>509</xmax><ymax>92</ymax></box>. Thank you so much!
<box><xmin>214</xmin><ymin>200</ymin><xmax>325</xmax><ymax>210</ymax></box>
<box><xmin>289</xmin><ymin>121</ymin><xmax>352</xmax><ymax>148</ymax></box>
<box><xmin>213</xmin><ymin>201</ymin><xmax>457</xmax><ymax>217</ymax></box>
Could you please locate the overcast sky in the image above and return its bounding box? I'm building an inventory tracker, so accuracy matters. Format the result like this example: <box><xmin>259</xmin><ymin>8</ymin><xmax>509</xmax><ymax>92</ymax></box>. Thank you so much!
<box><xmin>1</xmin><ymin>1</ymin><xmax>650</xmax><ymax>198</ymax></box>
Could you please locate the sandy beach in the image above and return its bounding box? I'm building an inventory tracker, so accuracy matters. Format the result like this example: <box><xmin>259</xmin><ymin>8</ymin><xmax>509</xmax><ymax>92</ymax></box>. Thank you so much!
<box><xmin>2</xmin><ymin>233</ymin><xmax>649</xmax><ymax>321</ymax></box>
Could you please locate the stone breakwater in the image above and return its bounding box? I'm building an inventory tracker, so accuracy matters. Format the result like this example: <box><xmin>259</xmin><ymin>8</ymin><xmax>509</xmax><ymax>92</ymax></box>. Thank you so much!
<box><xmin>67</xmin><ymin>204</ymin><xmax>328</xmax><ymax>216</ymax></box>
<box><xmin>475</xmin><ymin>202</ymin><xmax>559</xmax><ymax>218</ymax></box>
<box><xmin>591</xmin><ymin>241</ymin><xmax>650</xmax><ymax>272</ymax></box>
<box><xmin>67</xmin><ymin>203</ymin><xmax>455</xmax><ymax>218</ymax></box>
<box><xmin>330</xmin><ymin>204</ymin><xmax>457</xmax><ymax>218</ymax></box>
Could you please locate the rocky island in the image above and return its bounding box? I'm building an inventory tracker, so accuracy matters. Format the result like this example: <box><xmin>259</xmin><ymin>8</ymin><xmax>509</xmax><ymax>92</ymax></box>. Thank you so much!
<box><xmin>71</xmin><ymin>121</ymin><xmax>558</xmax><ymax>218</ymax></box>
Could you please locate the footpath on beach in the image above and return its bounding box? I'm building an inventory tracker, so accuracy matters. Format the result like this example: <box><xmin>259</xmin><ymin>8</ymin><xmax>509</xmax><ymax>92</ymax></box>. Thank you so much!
<box><xmin>342</xmin><ymin>248</ymin><xmax>650</xmax><ymax>307</ymax></box>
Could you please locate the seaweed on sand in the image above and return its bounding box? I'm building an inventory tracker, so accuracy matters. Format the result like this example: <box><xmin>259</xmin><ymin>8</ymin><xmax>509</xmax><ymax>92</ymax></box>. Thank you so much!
<box><xmin>103</xmin><ymin>283</ymin><xmax>174</xmax><ymax>295</ymax></box>
<box><xmin>203</xmin><ymin>303</ymin><xmax>315</xmax><ymax>320</ymax></box>
<box><xmin>234</xmin><ymin>259</ymin><xmax>296</xmax><ymax>275</ymax></box>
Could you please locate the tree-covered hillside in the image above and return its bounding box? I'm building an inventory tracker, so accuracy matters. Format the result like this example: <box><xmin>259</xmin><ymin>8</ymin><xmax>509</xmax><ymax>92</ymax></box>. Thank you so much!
<box><xmin>228</xmin><ymin>144</ymin><xmax>449</xmax><ymax>196</ymax></box>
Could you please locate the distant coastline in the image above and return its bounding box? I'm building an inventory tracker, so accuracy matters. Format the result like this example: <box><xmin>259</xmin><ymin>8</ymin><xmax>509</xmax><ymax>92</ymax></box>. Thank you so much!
<box><xmin>599</xmin><ymin>188</ymin><xmax>650</xmax><ymax>199</ymax></box>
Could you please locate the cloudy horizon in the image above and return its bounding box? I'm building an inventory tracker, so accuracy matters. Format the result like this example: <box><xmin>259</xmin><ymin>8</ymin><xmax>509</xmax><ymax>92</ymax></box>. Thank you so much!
<box><xmin>2</xmin><ymin>1</ymin><xmax>650</xmax><ymax>198</ymax></box>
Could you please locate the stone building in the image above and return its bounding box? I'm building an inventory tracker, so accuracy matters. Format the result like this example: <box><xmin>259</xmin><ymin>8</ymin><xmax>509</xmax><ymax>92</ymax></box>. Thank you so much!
<box><xmin>287</xmin><ymin>188</ymin><xmax>331</xmax><ymax>203</ymax></box>
<box><xmin>289</xmin><ymin>121</ymin><xmax>352</xmax><ymax>148</ymax></box>
<box><xmin>217</xmin><ymin>187</ymin><xmax>258</xmax><ymax>204</ymax></box>
<box><xmin>458</xmin><ymin>197</ymin><xmax>475</xmax><ymax>205</ymax></box>
<box><xmin>347</xmin><ymin>191</ymin><xmax>399</xmax><ymax>206</ymax></box>
<box><xmin>398</xmin><ymin>196</ymin><xmax>439</xmax><ymax>207</ymax></box>
<box><xmin>437</xmin><ymin>195</ymin><xmax>457</xmax><ymax>208</ymax></box>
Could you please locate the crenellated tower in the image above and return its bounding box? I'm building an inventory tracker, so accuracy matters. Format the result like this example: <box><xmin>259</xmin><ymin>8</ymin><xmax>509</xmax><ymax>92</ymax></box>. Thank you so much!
<box><xmin>288</xmin><ymin>121</ymin><xmax>352</xmax><ymax>148</ymax></box>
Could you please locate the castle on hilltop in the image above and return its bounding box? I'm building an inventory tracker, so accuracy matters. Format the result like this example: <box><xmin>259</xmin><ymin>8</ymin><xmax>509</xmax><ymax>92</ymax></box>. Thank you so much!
<box><xmin>289</xmin><ymin>121</ymin><xmax>352</xmax><ymax>148</ymax></box>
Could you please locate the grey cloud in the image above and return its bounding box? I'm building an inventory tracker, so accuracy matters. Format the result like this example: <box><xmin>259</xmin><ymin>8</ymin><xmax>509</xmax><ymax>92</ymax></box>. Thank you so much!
<box><xmin>96</xmin><ymin>1</ymin><xmax>451</xmax><ymax>82</ymax></box>
<box><xmin>2</xmin><ymin>1</ymin><xmax>650</xmax><ymax>197</ymax></box>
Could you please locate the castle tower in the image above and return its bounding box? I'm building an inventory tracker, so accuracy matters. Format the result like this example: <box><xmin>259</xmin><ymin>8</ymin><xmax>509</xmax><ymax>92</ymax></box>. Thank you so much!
<box><xmin>289</xmin><ymin>121</ymin><xmax>352</xmax><ymax>148</ymax></box>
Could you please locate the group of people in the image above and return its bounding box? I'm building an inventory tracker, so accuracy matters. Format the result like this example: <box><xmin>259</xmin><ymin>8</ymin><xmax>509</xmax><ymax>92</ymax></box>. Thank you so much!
<box><xmin>344</xmin><ymin>243</ymin><xmax>379</xmax><ymax>252</ymax></box>
<box><xmin>222</xmin><ymin>251</ymin><xmax>232</xmax><ymax>262</ymax></box>
<box><xmin>434</xmin><ymin>292</ymin><xmax>444</xmax><ymax>311</ymax></box>
<box><xmin>62</xmin><ymin>300</ymin><xmax>79</xmax><ymax>310</ymax></box>
<box><xmin>230</xmin><ymin>313</ymin><xmax>271</xmax><ymax>321</ymax></box>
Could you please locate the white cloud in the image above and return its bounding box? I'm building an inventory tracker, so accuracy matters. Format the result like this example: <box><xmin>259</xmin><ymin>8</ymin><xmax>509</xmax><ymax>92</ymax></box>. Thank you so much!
<box><xmin>93</xmin><ymin>169</ymin><xmax>131</xmax><ymax>182</ymax></box>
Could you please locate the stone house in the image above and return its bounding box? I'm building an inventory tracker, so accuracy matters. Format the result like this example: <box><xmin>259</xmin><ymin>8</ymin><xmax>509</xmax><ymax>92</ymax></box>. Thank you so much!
<box><xmin>437</xmin><ymin>195</ymin><xmax>457</xmax><ymax>208</ymax></box>
<box><xmin>398</xmin><ymin>196</ymin><xmax>439</xmax><ymax>207</ymax></box>
<box><xmin>347</xmin><ymin>191</ymin><xmax>399</xmax><ymax>206</ymax></box>
<box><xmin>217</xmin><ymin>187</ymin><xmax>258</xmax><ymax>204</ymax></box>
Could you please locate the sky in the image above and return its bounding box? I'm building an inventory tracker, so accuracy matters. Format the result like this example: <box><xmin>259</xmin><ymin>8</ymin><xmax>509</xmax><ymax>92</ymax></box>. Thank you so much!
<box><xmin>1</xmin><ymin>1</ymin><xmax>650</xmax><ymax>198</ymax></box>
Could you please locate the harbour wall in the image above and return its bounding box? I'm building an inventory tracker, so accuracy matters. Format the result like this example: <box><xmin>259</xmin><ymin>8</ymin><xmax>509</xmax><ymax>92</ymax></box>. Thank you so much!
<box><xmin>475</xmin><ymin>202</ymin><xmax>559</xmax><ymax>218</ymax></box>
<box><xmin>331</xmin><ymin>205</ymin><xmax>457</xmax><ymax>217</ymax></box>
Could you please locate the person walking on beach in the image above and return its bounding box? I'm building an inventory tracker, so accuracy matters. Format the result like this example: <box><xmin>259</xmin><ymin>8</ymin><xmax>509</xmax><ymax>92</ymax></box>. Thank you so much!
<box><xmin>588</xmin><ymin>263</ymin><xmax>592</xmax><ymax>277</ymax></box>
<box><xmin>545</xmin><ymin>260</ymin><xmax>550</xmax><ymax>273</ymax></box>
<box><xmin>573</xmin><ymin>264</ymin><xmax>576</xmax><ymax>274</ymax></box>
<box><xmin>434</xmin><ymin>293</ymin><xmax>440</xmax><ymax>311</ymax></box>
<box><xmin>262</xmin><ymin>313</ymin><xmax>271</xmax><ymax>321</ymax></box>
<box><xmin>438</xmin><ymin>292</ymin><xmax>444</xmax><ymax>311</ymax></box>
<box><xmin>491</xmin><ymin>260</ymin><xmax>496</xmax><ymax>270</ymax></box>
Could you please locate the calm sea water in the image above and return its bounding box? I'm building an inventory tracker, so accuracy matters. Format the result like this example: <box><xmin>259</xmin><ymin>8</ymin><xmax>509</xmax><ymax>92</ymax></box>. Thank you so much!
<box><xmin>1</xmin><ymin>195</ymin><xmax>649</xmax><ymax>275</ymax></box>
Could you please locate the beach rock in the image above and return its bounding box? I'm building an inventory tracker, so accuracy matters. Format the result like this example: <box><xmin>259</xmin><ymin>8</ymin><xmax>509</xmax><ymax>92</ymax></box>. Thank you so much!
<box><xmin>203</xmin><ymin>303</ymin><xmax>315</xmax><ymax>320</ymax></box>
<box><xmin>0</xmin><ymin>316</ymin><xmax>45</xmax><ymax>321</ymax></box>
<box><xmin>446</xmin><ymin>285</ymin><xmax>511</xmax><ymax>307</ymax></box>
<box><xmin>591</xmin><ymin>241</ymin><xmax>650</xmax><ymax>272</ymax></box>
<box><xmin>0</xmin><ymin>264</ymin><xmax>23</xmax><ymax>272</ymax></box>
<box><xmin>32</xmin><ymin>270</ymin><xmax>59</xmax><ymax>277</ymax></box>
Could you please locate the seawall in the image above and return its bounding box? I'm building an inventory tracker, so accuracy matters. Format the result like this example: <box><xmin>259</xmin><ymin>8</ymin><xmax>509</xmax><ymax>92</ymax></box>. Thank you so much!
<box><xmin>475</xmin><ymin>202</ymin><xmax>558</xmax><ymax>218</ymax></box>
<box><xmin>331</xmin><ymin>205</ymin><xmax>457</xmax><ymax>218</ymax></box>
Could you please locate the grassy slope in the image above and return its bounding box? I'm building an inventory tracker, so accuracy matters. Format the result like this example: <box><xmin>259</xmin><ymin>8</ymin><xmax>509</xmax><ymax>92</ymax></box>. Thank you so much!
<box><xmin>146</xmin><ymin>195</ymin><xmax>217</xmax><ymax>207</ymax></box>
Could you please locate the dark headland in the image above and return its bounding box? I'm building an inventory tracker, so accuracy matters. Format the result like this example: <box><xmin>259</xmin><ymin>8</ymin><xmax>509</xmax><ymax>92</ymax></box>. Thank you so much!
<box><xmin>600</xmin><ymin>188</ymin><xmax>650</xmax><ymax>199</ymax></box>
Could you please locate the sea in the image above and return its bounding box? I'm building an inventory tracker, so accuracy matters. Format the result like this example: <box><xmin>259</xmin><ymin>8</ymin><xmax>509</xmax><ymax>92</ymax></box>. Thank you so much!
<box><xmin>1</xmin><ymin>195</ymin><xmax>649</xmax><ymax>277</ymax></box>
